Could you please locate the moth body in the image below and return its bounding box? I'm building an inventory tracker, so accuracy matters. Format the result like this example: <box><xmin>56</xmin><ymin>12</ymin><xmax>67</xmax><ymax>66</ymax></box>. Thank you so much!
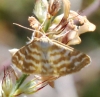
<box><xmin>12</xmin><ymin>37</ymin><xmax>91</xmax><ymax>77</ymax></box>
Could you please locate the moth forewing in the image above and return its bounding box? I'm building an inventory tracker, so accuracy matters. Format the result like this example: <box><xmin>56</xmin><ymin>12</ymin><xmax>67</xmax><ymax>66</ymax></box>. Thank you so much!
<box><xmin>52</xmin><ymin>39</ymin><xmax>74</xmax><ymax>51</ymax></box>
<box><xmin>12</xmin><ymin>37</ymin><xmax>91</xmax><ymax>77</ymax></box>
<box><xmin>47</xmin><ymin>38</ymin><xmax>91</xmax><ymax>76</ymax></box>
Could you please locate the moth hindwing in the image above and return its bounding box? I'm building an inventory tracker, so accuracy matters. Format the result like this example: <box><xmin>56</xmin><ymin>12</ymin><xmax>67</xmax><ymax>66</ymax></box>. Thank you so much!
<box><xmin>12</xmin><ymin>37</ymin><xmax>91</xmax><ymax>77</ymax></box>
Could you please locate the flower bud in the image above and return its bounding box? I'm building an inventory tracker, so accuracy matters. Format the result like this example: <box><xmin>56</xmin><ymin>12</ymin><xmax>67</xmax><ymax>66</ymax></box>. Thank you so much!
<box><xmin>48</xmin><ymin>0</ymin><xmax>61</xmax><ymax>16</ymax></box>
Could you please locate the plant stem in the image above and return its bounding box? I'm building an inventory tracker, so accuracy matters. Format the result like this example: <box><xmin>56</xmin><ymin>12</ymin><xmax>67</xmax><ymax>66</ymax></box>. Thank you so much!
<box><xmin>9</xmin><ymin>74</ymin><xmax>28</xmax><ymax>97</ymax></box>
<box><xmin>43</xmin><ymin>16</ymin><xmax>54</xmax><ymax>32</ymax></box>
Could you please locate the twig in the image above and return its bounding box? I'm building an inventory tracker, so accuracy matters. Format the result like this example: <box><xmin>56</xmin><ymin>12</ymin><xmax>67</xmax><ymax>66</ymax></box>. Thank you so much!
<box><xmin>81</xmin><ymin>0</ymin><xmax>100</xmax><ymax>16</ymax></box>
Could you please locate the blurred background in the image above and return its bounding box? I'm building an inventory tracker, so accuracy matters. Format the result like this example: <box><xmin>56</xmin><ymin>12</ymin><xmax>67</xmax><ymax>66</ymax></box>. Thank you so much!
<box><xmin>0</xmin><ymin>0</ymin><xmax>100</xmax><ymax>97</ymax></box>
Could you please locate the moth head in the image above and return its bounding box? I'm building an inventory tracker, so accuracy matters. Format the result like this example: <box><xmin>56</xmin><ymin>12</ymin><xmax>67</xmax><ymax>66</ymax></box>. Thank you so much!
<box><xmin>36</xmin><ymin>36</ymin><xmax>53</xmax><ymax>50</ymax></box>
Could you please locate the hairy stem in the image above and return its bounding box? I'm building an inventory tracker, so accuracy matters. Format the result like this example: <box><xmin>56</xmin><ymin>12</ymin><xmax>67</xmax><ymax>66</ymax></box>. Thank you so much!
<box><xmin>9</xmin><ymin>74</ymin><xmax>28</xmax><ymax>97</ymax></box>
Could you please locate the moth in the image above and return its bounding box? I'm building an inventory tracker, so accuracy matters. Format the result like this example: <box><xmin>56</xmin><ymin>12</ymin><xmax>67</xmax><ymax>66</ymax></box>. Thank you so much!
<box><xmin>11</xmin><ymin>36</ymin><xmax>90</xmax><ymax>77</ymax></box>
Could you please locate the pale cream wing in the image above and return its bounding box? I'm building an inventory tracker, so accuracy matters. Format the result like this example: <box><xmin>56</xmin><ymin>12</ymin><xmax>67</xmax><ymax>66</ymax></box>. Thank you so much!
<box><xmin>47</xmin><ymin>40</ymin><xmax>91</xmax><ymax>76</ymax></box>
<box><xmin>12</xmin><ymin>37</ymin><xmax>90</xmax><ymax>76</ymax></box>
<box><xmin>12</xmin><ymin>46</ymin><xmax>26</xmax><ymax>72</ymax></box>
<box><xmin>12</xmin><ymin>38</ymin><xmax>53</xmax><ymax>75</ymax></box>
<box><xmin>12</xmin><ymin>39</ymin><xmax>42</xmax><ymax>74</ymax></box>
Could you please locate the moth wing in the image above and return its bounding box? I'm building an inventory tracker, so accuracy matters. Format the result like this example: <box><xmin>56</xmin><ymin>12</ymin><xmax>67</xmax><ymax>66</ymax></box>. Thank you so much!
<box><xmin>23</xmin><ymin>42</ymin><xmax>42</xmax><ymax>74</ymax></box>
<box><xmin>12</xmin><ymin>39</ymin><xmax>42</xmax><ymax>74</ymax></box>
<box><xmin>12</xmin><ymin>37</ymin><xmax>90</xmax><ymax>76</ymax></box>
<box><xmin>12</xmin><ymin>45</ymin><xmax>26</xmax><ymax>72</ymax></box>
<box><xmin>47</xmin><ymin>39</ymin><xmax>91</xmax><ymax>76</ymax></box>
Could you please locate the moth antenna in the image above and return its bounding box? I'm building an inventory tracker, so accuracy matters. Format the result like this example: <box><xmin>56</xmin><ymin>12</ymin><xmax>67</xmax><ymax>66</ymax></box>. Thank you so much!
<box><xmin>27</xmin><ymin>37</ymin><xmax>31</xmax><ymax>41</ymax></box>
<box><xmin>13</xmin><ymin>23</ymin><xmax>35</xmax><ymax>32</ymax></box>
<box><xmin>13</xmin><ymin>23</ymin><xmax>44</xmax><ymax>36</ymax></box>
<box><xmin>46</xmin><ymin>31</ymin><xmax>60</xmax><ymax>36</ymax></box>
